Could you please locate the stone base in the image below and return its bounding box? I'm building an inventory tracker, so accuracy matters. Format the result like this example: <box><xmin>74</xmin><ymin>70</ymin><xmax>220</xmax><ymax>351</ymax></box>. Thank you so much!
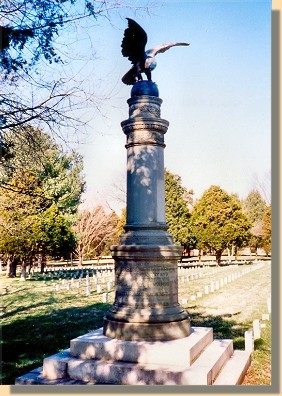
<box><xmin>104</xmin><ymin>243</ymin><xmax>189</xmax><ymax>340</ymax></box>
<box><xmin>103</xmin><ymin>317</ymin><xmax>191</xmax><ymax>341</ymax></box>
<box><xmin>15</xmin><ymin>327</ymin><xmax>251</xmax><ymax>386</ymax></box>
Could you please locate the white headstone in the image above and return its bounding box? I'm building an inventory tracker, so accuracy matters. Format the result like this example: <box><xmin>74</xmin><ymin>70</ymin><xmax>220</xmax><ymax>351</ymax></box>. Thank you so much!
<box><xmin>97</xmin><ymin>284</ymin><xmax>103</xmax><ymax>294</ymax></box>
<box><xmin>205</xmin><ymin>285</ymin><xmax>209</xmax><ymax>294</ymax></box>
<box><xmin>55</xmin><ymin>284</ymin><xmax>60</xmax><ymax>292</ymax></box>
<box><xmin>102</xmin><ymin>293</ymin><xmax>109</xmax><ymax>303</ymax></box>
<box><xmin>245</xmin><ymin>330</ymin><xmax>254</xmax><ymax>352</ymax></box>
<box><xmin>253</xmin><ymin>319</ymin><xmax>261</xmax><ymax>339</ymax></box>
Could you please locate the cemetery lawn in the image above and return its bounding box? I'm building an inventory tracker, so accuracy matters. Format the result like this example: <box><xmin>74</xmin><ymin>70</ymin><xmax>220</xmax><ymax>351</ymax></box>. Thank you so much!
<box><xmin>1</xmin><ymin>262</ymin><xmax>271</xmax><ymax>385</ymax></box>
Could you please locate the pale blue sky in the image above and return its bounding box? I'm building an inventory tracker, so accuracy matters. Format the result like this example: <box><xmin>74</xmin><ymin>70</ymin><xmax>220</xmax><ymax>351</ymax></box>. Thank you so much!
<box><xmin>61</xmin><ymin>0</ymin><xmax>271</xmax><ymax>214</ymax></box>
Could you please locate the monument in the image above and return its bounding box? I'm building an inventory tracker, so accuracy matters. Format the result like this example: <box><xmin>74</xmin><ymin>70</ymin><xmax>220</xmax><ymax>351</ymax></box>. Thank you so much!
<box><xmin>15</xmin><ymin>18</ymin><xmax>251</xmax><ymax>386</ymax></box>
<box><xmin>103</xmin><ymin>18</ymin><xmax>191</xmax><ymax>341</ymax></box>
<box><xmin>103</xmin><ymin>80</ymin><xmax>191</xmax><ymax>341</ymax></box>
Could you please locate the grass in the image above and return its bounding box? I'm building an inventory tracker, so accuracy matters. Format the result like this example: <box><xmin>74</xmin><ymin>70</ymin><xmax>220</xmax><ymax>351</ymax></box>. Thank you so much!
<box><xmin>0</xmin><ymin>262</ymin><xmax>271</xmax><ymax>385</ymax></box>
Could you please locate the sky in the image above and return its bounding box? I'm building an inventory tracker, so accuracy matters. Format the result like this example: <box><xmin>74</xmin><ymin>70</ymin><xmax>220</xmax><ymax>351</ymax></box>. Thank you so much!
<box><xmin>58</xmin><ymin>0</ymin><xmax>272</xmax><ymax>215</ymax></box>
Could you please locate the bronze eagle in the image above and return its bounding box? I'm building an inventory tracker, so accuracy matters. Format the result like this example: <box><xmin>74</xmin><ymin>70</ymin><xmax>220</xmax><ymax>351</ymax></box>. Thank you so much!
<box><xmin>121</xmin><ymin>18</ymin><xmax>189</xmax><ymax>85</ymax></box>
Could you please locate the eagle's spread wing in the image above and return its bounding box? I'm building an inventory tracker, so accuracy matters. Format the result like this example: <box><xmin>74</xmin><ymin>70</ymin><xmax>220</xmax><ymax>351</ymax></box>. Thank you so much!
<box><xmin>121</xmin><ymin>18</ymin><xmax>147</xmax><ymax>65</ymax></box>
<box><xmin>146</xmin><ymin>42</ymin><xmax>189</xmax><ymax>58</ymax></box>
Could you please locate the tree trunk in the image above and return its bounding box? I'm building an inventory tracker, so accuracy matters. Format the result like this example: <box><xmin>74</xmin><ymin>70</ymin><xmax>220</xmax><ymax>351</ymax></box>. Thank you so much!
<box><xmin>227</xmin><ymin>248</ymin><xmax>231</xmax><ymax>262</ymax></box>
<box><xmin>198</xmin><ymin>249</ymin><xmax>202</xmax><ymax>263</ymax></box>
<box><xmin>78</xmin><ymin>253</ymin><xmax>83</xmax><ymax>268</ymax></box>
<box><xmin>41</xmin><ymin>254</ymin><xmax>46</xmax><ymax>273</ymax></box>
<box><xmin>215</xmin><ymin>250</ymin><xmax>222</xmax><ymax>265</ymax></box>
<box><xmin>234</xmin><ymin>246</ymin><xmax>238</xmax><ymax>261</ymax></box>
<box><xmin>6</xmin><ymin>257</ymin><xmax>11</xmax><ymax>277</ymax></box>
<box><xmin>38</xmin><ymin>254</ymin><xmax>47</xmax><ymax>273</ymax></box>
<box><xmin>20</xmin><ymin>261</ymin><xmax>27</xmax><ymax>281</ymax></box>
<box><xmin>6</xmin><ymin>257</ymin><xmax>17</xmax><ymax>277</ymax></box>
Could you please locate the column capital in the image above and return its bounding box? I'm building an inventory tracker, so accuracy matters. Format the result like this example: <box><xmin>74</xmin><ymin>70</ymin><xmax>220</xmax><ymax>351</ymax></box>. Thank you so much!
<box><xmin>121</xmin><ymin>117</ymin><xmax>169</xmax><ymax>148</ymax></box>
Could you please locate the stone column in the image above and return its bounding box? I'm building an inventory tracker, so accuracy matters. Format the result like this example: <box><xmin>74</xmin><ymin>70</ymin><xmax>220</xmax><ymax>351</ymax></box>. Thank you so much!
<box><xmin>103</xmin><ymin>81</ymin><xmax>190</xmax><ymax>341</ymax></box>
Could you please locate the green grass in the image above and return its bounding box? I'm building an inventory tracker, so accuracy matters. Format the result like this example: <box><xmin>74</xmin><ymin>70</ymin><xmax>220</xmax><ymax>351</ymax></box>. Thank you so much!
<box><xmin>0</xmin><ymin>262</ymin><xmax>271</xmax><ymax>385</ymax></box>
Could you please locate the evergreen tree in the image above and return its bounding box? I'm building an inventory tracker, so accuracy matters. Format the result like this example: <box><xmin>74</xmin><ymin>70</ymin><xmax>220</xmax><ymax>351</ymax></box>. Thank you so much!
<box><xmin>242</xmin><ymin>189</ymin><xmax>267</xmax><ymax>255</ymax></box>
<box><xmin>0</xmin><ymin>126</ymin><xmax>84</xmax><ymax>275</ymax></box>
<box><xmin>1</xmin><ymin>126</ymin><xmax>85</xmax><ymax>215</ymax></box>
<box><xmin>242</xmin><ymin>189</ymin><xmax>267</xmax><ymax>224</ymax></box>
<box><xmin>165</xmin><ymin>169</ymin><xmax>195</xmax><ymax>250</ymax></box>
<box><xmin>191</xmin><ymin>185</ymin><xmax>251</xmax><ymax>264</ymax></box>
<box><xmin>261</xmin><ymin>205</ymin><xmax>271</xmax><ymax>256</ymax></box>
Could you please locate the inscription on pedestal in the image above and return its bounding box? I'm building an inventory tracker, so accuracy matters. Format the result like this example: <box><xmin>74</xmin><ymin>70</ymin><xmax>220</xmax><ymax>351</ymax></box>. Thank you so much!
<box><xmin>115</xmin><ymin>265</ymin><xmax>178</xmax><ymax>307</ymax></box>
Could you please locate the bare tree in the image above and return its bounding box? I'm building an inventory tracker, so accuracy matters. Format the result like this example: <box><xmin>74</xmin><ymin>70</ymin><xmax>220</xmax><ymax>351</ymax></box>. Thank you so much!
<box><xmin>0</xmin><ymin>1</ymin><xmax>152</xmax><ymax>138</ymax></box>
<box><xmin>73</xmin><ymin>205</ymin><xmax>118</xmax><ymax>266</ymax></box>
<box><xmin>252</xmin><ymin>171</ymin><xmax>271</xmax><ymax>206</ymax></box>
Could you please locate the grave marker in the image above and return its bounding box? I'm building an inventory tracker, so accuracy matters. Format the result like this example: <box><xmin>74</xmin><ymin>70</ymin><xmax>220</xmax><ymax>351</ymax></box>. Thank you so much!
<box><xmin>262</xmin><ymin>313</ymin><xmax>270</xmax><ymax>321</ymax></box>
<box><xmin>253</xmin><ymin>319</ymin><xmax>261</xmax><ymax>339</ymax></box>
<box><xmin>245</xmin><ymin>330</ymin><xmax>254</xmax><ymax>352</ymax></box>
<box><xmin>102</xmin><ymin>293</ymin><xmax>109</xmax><ymax>303</ymax></box>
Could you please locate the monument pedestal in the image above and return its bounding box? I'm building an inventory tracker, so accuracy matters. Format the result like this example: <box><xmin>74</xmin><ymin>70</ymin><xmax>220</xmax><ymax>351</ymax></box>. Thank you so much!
<box><xmin>103</xmin><ymin>82</ymin><xmax>190</xmax><ymax>341</ymax></box>
<box><xmin>103</xmin><ymin>244</ymin><xmax>190</xmax><ymax>341</ymax></box>
<box><xmin>15</xmin><ymin>326</ymin><xmax>251</xmax><ymax>385</ymax></box>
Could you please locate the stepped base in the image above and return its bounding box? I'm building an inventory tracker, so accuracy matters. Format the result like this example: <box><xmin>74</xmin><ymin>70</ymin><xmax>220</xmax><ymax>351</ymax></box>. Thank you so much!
<box><xmin>15</xmin><ymin>327</ymin><xmax>251</xmax><ymax>386</ymax></box>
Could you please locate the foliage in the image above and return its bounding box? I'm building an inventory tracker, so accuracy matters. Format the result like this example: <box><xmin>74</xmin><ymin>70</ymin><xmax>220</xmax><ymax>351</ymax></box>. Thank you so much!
<box><xmin>1</xmin><ymin>125</ymin><xmax>85</xmax><ymax>215</ymax></box>
<box><xmin>191</xmin><ymin>186</ymin><xmax>251</xmax><ymax>263</ymax></box>
<box><xmin>116</xmin><ymin>207</ymin><xmax>126</xmax><ymax>237</ymax></box>
<box><xmin>242</xmin><ymin>190</ymin><xmax>268</xmax><ymax>254</ymax></box>
<box><xmin>73</xmin><ymin>206</ymin><xmax>119</xmax><ymax>265</ymax></box>
<box><xmin>31</xmin><ymin>205</ymin><xmax>76</xmax><ymax>258</ymax></box>
<box><xmin>0</xmin><ymin>126</ymin><xmax>84</xmax><ymax>272</ymax></box>
<box><xmin>165</xmin><ymin>169</ymin><xmax>195</xmax><ymax>249</ymax></box>
<box><xmin>242</xmin><ymin>189</ymin><xmax>267</xmax><ymax>224</ymax></box>
<box><xmin>261</xmin><ymin>205</ymin><xmax>271</xmax><ymax>255</ymax></box>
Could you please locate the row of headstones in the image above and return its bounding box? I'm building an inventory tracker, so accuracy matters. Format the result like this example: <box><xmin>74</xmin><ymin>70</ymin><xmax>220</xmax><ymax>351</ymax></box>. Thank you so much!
<box><xmin>28</xmin><ymin>264</ymin><xmax>113</xmax><ymax>275</ymax></box>
<box><xmin>178</xmin><ymin>264</ymin><xmax>239</xmax><ymax>276</ymax></box>
<box><xmin>180</xmin><ymin>262</ymin><xmax>265</xmax><ymax>305</ymax></box>
<box><xmin>245</xmin><ymin>296</ymin><xmax>271</xmax><ymax>352</ymax></box>
<box><xmin>178</xmin><ymin>263</ymin><xmax>242</xmax><ymax>284</ymax></box>
<box><xmin>54</xmin><ymin>275</ymin><xmax>115</xmax><ymax>294</ymax></box>
<box><xmin>30</xmin><ymin>267</ymin><xmax>114</xmax><ymax>283</ymax></box>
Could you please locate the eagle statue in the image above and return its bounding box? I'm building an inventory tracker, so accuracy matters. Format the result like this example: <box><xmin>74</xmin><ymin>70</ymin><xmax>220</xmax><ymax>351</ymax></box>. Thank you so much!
<box><xmin>121</xmin><ymin>18</ymin><xmax>189</xmax><ymax>85</ymax></box>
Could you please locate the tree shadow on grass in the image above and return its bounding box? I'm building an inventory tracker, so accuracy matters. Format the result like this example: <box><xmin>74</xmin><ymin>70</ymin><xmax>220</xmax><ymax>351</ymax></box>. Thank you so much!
<box><xmin>189</xmin><ymin>309</ymin><xmax>250</xmax><ymax>341</ymax></box>
<box><xmin>1</xmin><ymin>301</ymin><xmax>111</xmax><ymax>385</ymax></box>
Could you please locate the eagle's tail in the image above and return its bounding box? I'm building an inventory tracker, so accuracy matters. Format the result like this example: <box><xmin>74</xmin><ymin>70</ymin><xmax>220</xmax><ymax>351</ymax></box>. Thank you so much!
<box><xmin>121</xmin><ymin>66</ymin><xmax>136</xmax><ymax>85</ymax></box>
